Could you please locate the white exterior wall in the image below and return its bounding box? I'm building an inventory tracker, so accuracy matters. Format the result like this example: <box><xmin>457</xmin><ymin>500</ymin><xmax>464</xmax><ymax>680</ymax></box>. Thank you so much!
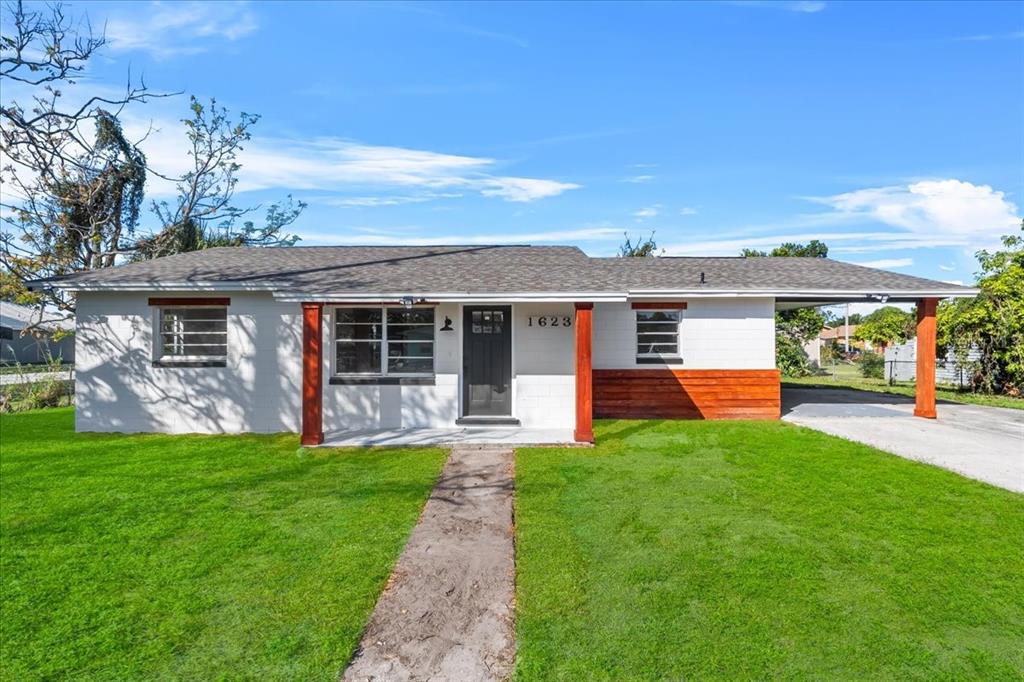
<box><xmin>593</xmin><ymin>297</ymin><xmax>776</xmax><ymax>369</ymax></box>
<box><xmin>76</xmin><ymin>291</ymin><xmax>303</xmax><ymax>434</ymax></box>
<box><xmin>76</xmin><ymin>294</ymin><xmax>772</xmax><ymax>435</ymax></box>
<box><xmin>76</xmin><ymin>294</ymin><xmax>579</xmax><ymax>434</ymax></box>
<box><xmin>511</xmin><ymin>303</ymin><xmax>575</xmax><ymax>428</ymax></box>
<box><xmin>321</xmin><ymin>303</ymin><xmax>461</xmax><ymax>431</ymax></box>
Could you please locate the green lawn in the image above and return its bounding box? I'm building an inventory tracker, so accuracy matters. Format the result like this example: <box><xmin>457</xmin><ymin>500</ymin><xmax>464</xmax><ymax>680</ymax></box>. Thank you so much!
<box><xmin>0</xmin><ymin>409</ymin><xmax>446</xmax><ymax>680</ymax></box>
<box><xmin>515</xmin><ymin>420</ymin><xmax>1024</xmax><ymax>680</ymax></box>
<box><xmin>786</xmin><ymin>363</ymin><xmax>1024</xmax><ymax>410</ymax></box>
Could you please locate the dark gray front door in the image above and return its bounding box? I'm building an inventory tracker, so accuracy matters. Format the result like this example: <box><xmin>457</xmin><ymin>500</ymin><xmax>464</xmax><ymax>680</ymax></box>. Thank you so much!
<box><xmin>463</xmin><ymin>306</ymin><xmax>512</xmax><ymax>416</ymax></box>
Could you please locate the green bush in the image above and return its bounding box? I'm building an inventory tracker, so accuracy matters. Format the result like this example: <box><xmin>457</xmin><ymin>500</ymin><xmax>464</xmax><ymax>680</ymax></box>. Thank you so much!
<box><xmin>858</xmin><ymin>352</ymin><xmax>885</xmax><ymax>379</ymax></box>
<box><xmin>777</xmin><ymin>334</ymin><xmax>812</xmax><ymax>377</ymax></box>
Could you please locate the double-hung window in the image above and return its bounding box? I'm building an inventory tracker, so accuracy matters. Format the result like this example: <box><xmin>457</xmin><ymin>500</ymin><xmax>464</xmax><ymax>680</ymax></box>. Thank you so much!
<box><xmin>157</xmin><ymin>306</ymin><xmax>228</xmax><ymax>365</ymax></box>
<box><xmin>335</xmin><ymin>307</ymin><xmax>434</xmax><ymax>376</ymax></box>
<box><xmin>636</xmin><ymin>309</ymin><xmax>681</xmax><ymax>364</ymax></box>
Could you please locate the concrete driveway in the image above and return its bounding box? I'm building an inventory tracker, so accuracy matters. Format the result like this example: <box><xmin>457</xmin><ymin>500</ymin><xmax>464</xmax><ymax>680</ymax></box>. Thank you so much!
<box><xmin>783</xmin><ymin>387</ymin><xmax>1024</xmax><ymax>493</ymax></box>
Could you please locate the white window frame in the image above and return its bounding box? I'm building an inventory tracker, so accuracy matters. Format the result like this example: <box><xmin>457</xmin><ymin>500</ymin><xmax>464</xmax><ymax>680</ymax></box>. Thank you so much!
<box><xmin>155</xmin><ymin>305</ymin><xmax>228</xmax><ymax>364</ymax></box>
<box><xmin>333</xmin><ymin>306</ymin><xmax>435</xmax><ymax>377</ymax></box>
<box><xmin>635</xmin><ymin>308</ymin><xmax>682</xmax><ymax>364</ymax></box>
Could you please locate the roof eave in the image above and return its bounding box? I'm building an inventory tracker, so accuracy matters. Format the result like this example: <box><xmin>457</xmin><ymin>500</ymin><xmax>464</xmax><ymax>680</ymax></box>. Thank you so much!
<box><xmin>28</xmin><ymin>280</ymin><xmax>290</xmax><ymax>292</ymax></box>
<box><xmin>630</xmin><ymin>288</ymin><xmax>980</xmax><ymax>299</ymax></box>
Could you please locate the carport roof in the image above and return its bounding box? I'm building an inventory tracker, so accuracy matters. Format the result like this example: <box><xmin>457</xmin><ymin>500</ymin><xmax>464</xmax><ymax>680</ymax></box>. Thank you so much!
<box><xmin>30</xmin><ymin>244</ymin><xmax>978</xmax><ymax>301</ymax></box>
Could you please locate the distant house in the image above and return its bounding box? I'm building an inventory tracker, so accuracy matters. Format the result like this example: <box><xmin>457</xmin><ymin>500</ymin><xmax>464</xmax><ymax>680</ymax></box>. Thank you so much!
<box><xmin>0</xmin><ymin>302</ymin><xmax>75</xmax><ymax>365</ymax></box>
<box><xmin>28</xmin><ymin>245</ymin><xmax>976</xmax><ymax>441</ymax></box>
<box><xmin>803</xmin><ymin>324</ymin><xmax>870</xmax><ymax>366</ymax></box>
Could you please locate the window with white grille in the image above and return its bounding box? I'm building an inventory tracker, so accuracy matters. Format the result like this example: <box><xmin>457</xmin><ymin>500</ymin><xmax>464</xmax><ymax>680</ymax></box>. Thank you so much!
<box><xmin>334</xmin><ymin>307</ymin><xmax>434</xmax><ymax>376</ymax></box>
<box><xmin>636</xmin><ymin>309</ymin><xmax>681</xmax><ymax>364</ymax></box>
<box><xmin>157</xmin><ymin>307</ymin><xmax>228</xmax><ymax>363</ymax></box>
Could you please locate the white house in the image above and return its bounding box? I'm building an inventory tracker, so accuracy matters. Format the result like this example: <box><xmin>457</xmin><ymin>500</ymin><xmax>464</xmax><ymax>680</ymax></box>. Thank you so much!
<box><xmin>0</xmin><ymin>301</ymin><xmax>75</xmax><ymax>365</ymax></box>
<box><xmin>30</xmin><ymin>245</ymin><xmax>976</xmax><ymax>444</ymax></box>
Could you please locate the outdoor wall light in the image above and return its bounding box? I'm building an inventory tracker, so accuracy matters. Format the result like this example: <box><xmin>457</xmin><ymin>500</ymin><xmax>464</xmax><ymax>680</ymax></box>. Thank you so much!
<box><xmin>440</xmin><ymin>316</ymin><xmax>454</xmax><ymax>332</ymax></box>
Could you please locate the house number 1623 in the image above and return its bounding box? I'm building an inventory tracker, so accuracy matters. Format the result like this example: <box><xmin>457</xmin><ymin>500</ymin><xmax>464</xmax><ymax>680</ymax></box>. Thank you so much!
<box><xmin>527</xmin><ymin>316</ymin><xmax>572</xmax><ymax>327</ymax></box>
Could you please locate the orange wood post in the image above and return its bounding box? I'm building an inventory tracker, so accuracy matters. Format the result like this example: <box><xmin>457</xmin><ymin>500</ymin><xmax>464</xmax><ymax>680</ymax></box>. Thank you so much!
<box><xmin>574</xmin><ymin>302</ymin><xmax>594</xmax><ymax>443</ymax></box>
<box><xmin>301</xmin><ymin>302</ymin><xmax>324</xmax><ymax>445</ymax></box>
<box><xmin>914</xmin><ymin>297</ymin><xmax>938</xmax><ymax>419</ymax></box>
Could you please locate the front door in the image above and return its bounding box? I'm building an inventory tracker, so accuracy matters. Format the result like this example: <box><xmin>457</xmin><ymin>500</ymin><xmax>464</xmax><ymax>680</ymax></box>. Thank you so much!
<box><xmin>463</xmin><ymin>306</ymin><xmax>512</xmax><ymax>416</ymax></box>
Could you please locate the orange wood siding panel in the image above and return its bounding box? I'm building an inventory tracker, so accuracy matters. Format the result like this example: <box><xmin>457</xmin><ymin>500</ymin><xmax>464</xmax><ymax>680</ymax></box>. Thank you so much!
<box><xmin>593</xmin><ymin>369</ymin><xmax>781</xmax><ymax>420</ymax></box>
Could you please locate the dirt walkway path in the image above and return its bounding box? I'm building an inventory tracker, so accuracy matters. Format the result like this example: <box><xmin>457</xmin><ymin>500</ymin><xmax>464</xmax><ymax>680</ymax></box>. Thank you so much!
<box><xmin>343</xmin><ymin>446</ymin><xmax>515</xmax><ymax>682</ymax></box>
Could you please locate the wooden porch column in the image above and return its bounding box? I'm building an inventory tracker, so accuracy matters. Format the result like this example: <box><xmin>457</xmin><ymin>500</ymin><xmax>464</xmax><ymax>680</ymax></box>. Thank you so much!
<box><xmin>914</xmin><ymin>297</ymin><xmax>938</xmax><ymax>419</ymax></box>
<box><xmin>301</xmin><ymin>302</ymin><xmax>324</xmax><ymax>445</ymax></box>
<box><xmin>574</xmin><ymin>302</ymin><xmax>594</xmax><ymax>443</ymax></box>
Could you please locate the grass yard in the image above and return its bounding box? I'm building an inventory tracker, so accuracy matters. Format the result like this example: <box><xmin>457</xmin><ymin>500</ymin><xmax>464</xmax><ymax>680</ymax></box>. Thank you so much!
<box><xmin>515</xmin><ymin>420</ymin><xmax>1024</xmax><ymax>680</ymax></box>
<box><xmin>0</xmin><ymin>408</ymin><xmax>446</xmax><ymax>680</ymax></box>
<box><xmin>785</xmin><ymin>364</ymin><xmax>1024</xmax><ymax>411</ymax></box>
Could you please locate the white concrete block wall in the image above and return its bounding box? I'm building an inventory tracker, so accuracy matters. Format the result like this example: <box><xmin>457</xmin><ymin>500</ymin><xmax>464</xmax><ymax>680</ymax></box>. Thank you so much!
<box><xmin>512</xmin><ymin>303</ymin><xmax>575</xmax><ymax>428</ymax></box>
<box><xmin>321</xmin><ymin>303</ymin><xmax>460</xmax><ymax>431</ymax></box>
<box><xmin>593</xmin><ymin>298</ymin><xmax>776</xmax><ymax>370</ymax></box>
<box><xmin>80</xmin><ymin>294</ymin><xmax>778</xmax><ymax>435</ymax></box>
<box><xmin>75</xmin><ymin>291</ymin><xmax>302</xmax><ymax>434</ymax></box>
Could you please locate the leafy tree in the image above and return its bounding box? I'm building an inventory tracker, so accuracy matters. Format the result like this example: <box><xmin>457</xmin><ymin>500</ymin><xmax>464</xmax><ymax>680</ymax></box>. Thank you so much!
<box><xmin>132</xmin><ymin>97</ymin><xmax>304</xmax><ymax>260</ymax></box>
<box><xmin>938</xmin><ymin>224</ymin><xmax>1024</xmax><ymax>395</ymax></box>
<box><xmin>854</xmin><ymin>306</ymin><xmax>915</xmax><ymax>351</ymax></box>
<box><xmin>744</xmin><ymin>241</ymin><xmax>829</xmax><ymax>375</ymax></box>
<box><xmin>0</xmin><ymin>1</ymin><xmax>160</xmax><ymax>319</ymax></box>
<box><xmin>618</xmin><ymin>231</ymin><xmax>659</xmax><ymax>257</ymax></box>
<box><xmin>741</xmin><ymin>240</ymin><xmax>829</xmax><ymax>258</ymax></box>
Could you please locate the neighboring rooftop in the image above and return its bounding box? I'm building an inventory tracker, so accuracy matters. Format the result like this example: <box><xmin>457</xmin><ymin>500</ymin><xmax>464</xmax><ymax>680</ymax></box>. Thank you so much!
<box><xmin>30</xmin><ymin>244</ymin><xmax>978</xmax><ymax>301</ymax></box>
<box><xmin>0</xmin><ymin>301</ymin><xmax>73</xmax><ymax>332</ymax></box>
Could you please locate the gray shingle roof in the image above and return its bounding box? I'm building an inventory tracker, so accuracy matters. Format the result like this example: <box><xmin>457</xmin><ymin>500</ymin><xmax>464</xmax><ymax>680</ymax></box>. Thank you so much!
<box><xmin>33</xmin><ymin>245</ymin><xmax>976</xmax><ymax>299</ymax></box>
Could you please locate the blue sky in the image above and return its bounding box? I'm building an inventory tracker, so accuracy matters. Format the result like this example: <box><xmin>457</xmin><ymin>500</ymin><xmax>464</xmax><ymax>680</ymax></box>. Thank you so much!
<box><xmin>18</xmin><ymin>0</ymin><xmax>1024</xmax><ymax>292</ymax></box>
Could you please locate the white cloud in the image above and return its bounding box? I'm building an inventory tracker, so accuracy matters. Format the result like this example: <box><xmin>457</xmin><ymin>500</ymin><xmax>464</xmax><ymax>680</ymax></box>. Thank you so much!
<box><xmin>623</xmin><ymin>175</ymin><xmax>655</xmax><ymax>183</ymax></box>
<box><xmin>811</xmin><ymin>179</ymin><xmax>1020</xmax><ymax>238</ymax></box>
<box><xmin>938</xmin><ymin>263</ymin><xmax>956</xmax><ymax>271</ymax></box>
<box><xmin>106</xmin><ymin>1</ymin><xmax>259</xmax><ymax>58</ymax></box>
<box><xmin>725</xmin><ymin>1</ymin><xmax>826</xmax><ymax>13</ymax></box>
<box><xmin>850</xmin><ymin>258</ymin><xmax>913</xmax><ymax>269</ymax></box>
<box><xmin>323</xmin><ymin>193</ymin><xmax>463</xmax><ymax>208</ymax></box>
<box><xmin>678</xmin><ymin>207</ymin><xmax>699</xmax><ymax>216</ymax></box>
<box><xmin>662</xmin><ymin>231</ymin><xmax>955</xmax><ymax>256</ymax></box>
<box><xmin>298</xmin><ymin>226</ymin><xmax>622</xmax><ymax>246</ymax></box>
<box><xmin>954</xmin><ymin>31</ymin><xmax>1024</xmax><ymax>42</ymax></box>
<box><xmin>633</xmin><ymin>205</ymin><xmax>661</xmax><ymax>220</ymax></box>
<box><xmin>125</xmin><ymin>117</ymin><xmax>580</xmax><ymax>203</ymax></box>
<box><xmin>479</xmin><ymin>176</ymin><xmax>580</xmax><ymax>202</ymax></box>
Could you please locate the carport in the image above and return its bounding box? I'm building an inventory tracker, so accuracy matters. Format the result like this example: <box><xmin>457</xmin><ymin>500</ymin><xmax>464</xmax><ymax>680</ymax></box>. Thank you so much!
<box><xmin>776</xmin><ymin>291</ymin><xmax>974</xmax><ymax>419</ymax></box>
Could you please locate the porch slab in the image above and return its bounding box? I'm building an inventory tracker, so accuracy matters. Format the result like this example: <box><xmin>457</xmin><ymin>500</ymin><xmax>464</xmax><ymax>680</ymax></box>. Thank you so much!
<box><xmin>320</xmin><ymin>426</ymin><xmax>577</xmax><ymax>447</ymax></box>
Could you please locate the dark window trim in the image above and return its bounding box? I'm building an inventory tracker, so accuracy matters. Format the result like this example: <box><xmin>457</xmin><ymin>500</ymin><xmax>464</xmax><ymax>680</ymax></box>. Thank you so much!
<box><xmin>632</xmin><ymin>301</ymin><xmax>687</xmax><ymax>310</ymax></box>
<box><xmin>152</xmin><ymin>360</ymin><xmax>227</xmax><ymax>368</ymax></box>
<box><xmin>637</xmin><ymin>356</ymin><xmax>683</xmax><ymax>365</ymax></box>
<box><xmin>329</xmin><ymin>375</ymin><xmax>436</xmax><ymax>386</ymax></box>
<box><xmin>149</xmin><ymin>297</ymin><xmax>231</xmax><ymax>306</ymax></box>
